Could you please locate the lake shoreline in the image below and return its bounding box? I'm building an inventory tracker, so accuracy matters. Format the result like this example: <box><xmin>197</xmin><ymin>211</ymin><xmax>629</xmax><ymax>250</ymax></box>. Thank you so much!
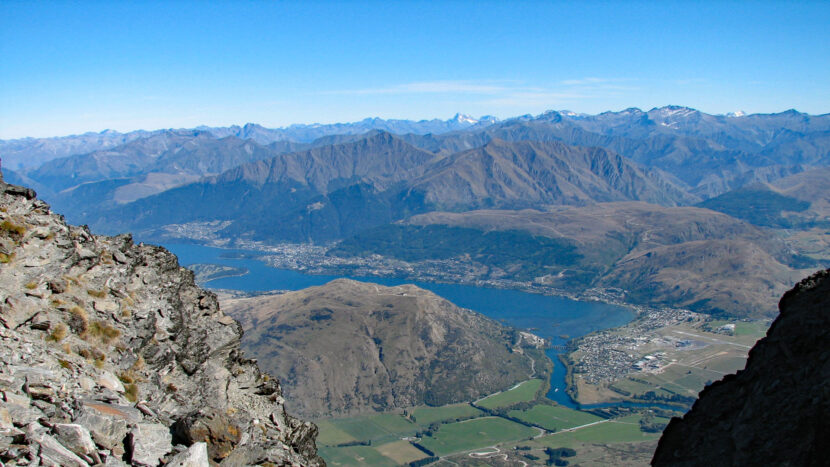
<box><xmin>157</xmin><ymin>238</ymin><xmax>650</xmax><ymax>316</ymax></box>
<box><xmin>161</xmin><ymin>242</ymin><xmax>657</xmax><ymax>411</ymax></box>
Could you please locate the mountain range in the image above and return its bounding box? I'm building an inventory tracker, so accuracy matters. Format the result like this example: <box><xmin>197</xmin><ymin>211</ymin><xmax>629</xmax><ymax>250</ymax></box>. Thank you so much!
<box><xmin>0</xmin><ymin>114</ymin><xmax>496</xmax><ymax>170</ymax></box>
<box><xmin>3</xmin><ymin>106</ymin><xmax>829</xmax><ymax>317</ymax></box>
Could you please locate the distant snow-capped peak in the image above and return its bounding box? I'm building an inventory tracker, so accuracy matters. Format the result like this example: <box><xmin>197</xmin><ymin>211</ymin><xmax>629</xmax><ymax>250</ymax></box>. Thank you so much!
<box><xmin>452</xmin><ymin>113</ymin><xmax>479</xmax><ymax>124</ymax></box>
<box><xmin>559</xmin><ymin>110</ymin><xmax>591</xmax><ymax>118</ymax></box>
<box><xmin>726</xmin><ymin>110</ymin><xmax>747</xmax><ymax>118</ymax></box>
<box><xmin>652</xmin><ymin>106</ymin><xmax>698</xmax><ymax>118</ymax></box>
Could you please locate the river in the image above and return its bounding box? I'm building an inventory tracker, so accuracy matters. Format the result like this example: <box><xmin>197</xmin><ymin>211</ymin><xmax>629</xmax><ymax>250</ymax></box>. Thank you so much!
<box><xmin>164</xmin><ymin>243</ymin><xmax>644</xmax><ymax>410</ymax></box>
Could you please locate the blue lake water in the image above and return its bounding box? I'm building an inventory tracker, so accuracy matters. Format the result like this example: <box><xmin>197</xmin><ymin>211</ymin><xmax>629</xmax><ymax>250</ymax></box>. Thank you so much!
<box><xmin>164</xmin><ymin>243</ymin><xmax>643</xmax><ymax>410</ymax></box>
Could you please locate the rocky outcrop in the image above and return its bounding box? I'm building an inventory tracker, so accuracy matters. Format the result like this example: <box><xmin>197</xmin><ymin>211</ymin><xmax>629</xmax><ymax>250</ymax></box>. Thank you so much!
<box><xmin>652</xmin><ymin>269</ymin><xmax>830</xmax><ymax>466</ymax></box>
<box><xmin>0</xmin><ymin>171</ymin><xmax>323</xmax><ymax>465</ymax></box>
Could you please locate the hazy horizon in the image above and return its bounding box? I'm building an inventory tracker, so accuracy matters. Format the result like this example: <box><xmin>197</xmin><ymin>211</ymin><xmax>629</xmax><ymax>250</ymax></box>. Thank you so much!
<box><xmin>2</xmin><ymin>0</ymin><xmax>829</xmax><ymax>139</ymax></box>
<box><xmin>2</xmin><ymin>105</ymin><xmax>827</xmax><ymax>141</ymax></box>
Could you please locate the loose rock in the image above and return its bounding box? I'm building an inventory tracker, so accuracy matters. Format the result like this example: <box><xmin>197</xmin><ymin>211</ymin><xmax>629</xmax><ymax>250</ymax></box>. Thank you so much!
<box><xmin>0</xmin><ymin>176</ymin><xmax>323</xmax><ymax>465</ymax></box>
<box><xmin>166</xmin><ymin>441</ymin><xmax>209</xmax><ymax>467</ymax></box>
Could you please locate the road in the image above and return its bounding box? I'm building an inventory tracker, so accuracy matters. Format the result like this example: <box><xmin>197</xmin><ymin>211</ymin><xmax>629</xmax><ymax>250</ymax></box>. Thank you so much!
<box><xmin>474</xmin><ymin>380</ymin><xmax>530</xmax><ymax>404</ymax></box>
<box><xmin>543</xmin><ymin>418</ymin><xmax>612</xmax><ymax>436</ymax></box>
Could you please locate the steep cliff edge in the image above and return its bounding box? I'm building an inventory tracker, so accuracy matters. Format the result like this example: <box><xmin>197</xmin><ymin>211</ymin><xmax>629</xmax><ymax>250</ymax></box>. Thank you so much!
<box><xmin>0</xmin><ymin>172</ymin><xmax>323</xmax><ymax>466</ymax></box>
<box><xmin>652</xmin><ymin>269</ymin><xmax>830</xmax><ymax>466</ymax></box>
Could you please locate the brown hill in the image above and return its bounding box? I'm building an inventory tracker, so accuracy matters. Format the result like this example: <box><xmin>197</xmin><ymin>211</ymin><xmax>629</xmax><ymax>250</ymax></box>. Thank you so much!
<box><xmin>601</xmin><ymin>239</ymin><xmax>804</xmax><ymax>318</ymax></box>
<box><xmin>771</xmin><ymin>166</ymin><xmax>830</xmax><ymax>218</ymax></box>
<box><xmin>408</xmin><ymin>202</ymin><xmax>781</xmax><ymax>258</ymax></box>
<box><xmin>391</xmin><ymin>202</ymin><xmax>806</xmax><ymax>317</ymax></box>
<box><xmin>222</xmin><ymin>279</ymin><xmax>537</xmax><ymax>418</ymax></box>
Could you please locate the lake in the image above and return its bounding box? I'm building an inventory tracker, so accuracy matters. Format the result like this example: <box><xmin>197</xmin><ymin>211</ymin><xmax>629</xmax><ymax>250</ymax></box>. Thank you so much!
<box><xmin>164</xmin><ymin>243</ymin><xmax>636</xmax><ymax>409</ymax></box>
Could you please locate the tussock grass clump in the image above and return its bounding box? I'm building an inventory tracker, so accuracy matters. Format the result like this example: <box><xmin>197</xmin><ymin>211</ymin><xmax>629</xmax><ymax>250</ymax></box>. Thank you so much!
<box><xmin>0</xmin><ymin>220</ymin><xmax>26</xmax><ymax>237</ymax></box>
<box><xmin>92</xmin><ymin>350</ymin><xmax>107</xmax><ymax>368</ymax></box>
<box><xmin>0</xmin><ymin>252</ymin><xmax>14</xmax><ymax>263</ymax></box>
<box><xmin>124</xmin><ymin>383</ymin><xmax>139</xmax><ymax>402</ymax></box>
<box><xmin>62</xmin><ymin>275</ymin><xmax>82</xmax><ymax>291</ymax></box>
<box><xmin>87</xmin><ymin>321</ymin><xmax>121</xmax><ymax>344</ymax></box>
<box><xmin>68</xmin><ymin>306</ymin><xmax>89</xmax><ymax>334</ymax></box>
<box><xmin>87</xmin><ymin>288</ymin><xmax>107</xmax><ymax>298</ymax></box>
<box><xmin>132</xmin><ymin>355</ymin><xmax>145</xmax><ymax>370</ymax></box>
<box><xmin>47</xmin><ymin>323</ymin><xmax>68</xmax><ymax>342</ymax></box>
<box><xmin>119</xmin><ymin>358</ymin><xmax>146</xmax><ymax>385</ymax></box>
<box><xmin>25</xmin><ymin>281</ymin><xmax>38</xmax><ymax>290</ymax></box>
<box><xmin>120</xmin><ymin>295</ymin><xmax>134</xmax><ymax>318</ymax></box>
<box><xmin>118</xmin><ymin>371</ymin><xmax>135</xmax><ymax>384</ymax></box>
<box><xmin>100</xmin><ymin>251</ymin><xmax>114</xmax><ymax>264</ymax></box>
<box><xmin>58</xmin><ymin>359</ymin><xmax>72</xmax><ymax>369</ymax></box>
<box><xmin>76</xmin><ymin>348</ymin><xmax>97</xmax><ymax>364</ymax></box>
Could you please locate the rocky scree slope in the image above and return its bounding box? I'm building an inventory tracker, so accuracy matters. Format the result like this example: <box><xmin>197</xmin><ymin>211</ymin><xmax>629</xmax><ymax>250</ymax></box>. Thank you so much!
<box><xmin>0</xmin><ymin>174</ymin><xmax>323</xmax><ymax>466</ymax></box>
<box><xmin>652</xmin><ymin>268</ymin><xmax>830</xmax><ymax>466</ymax></box>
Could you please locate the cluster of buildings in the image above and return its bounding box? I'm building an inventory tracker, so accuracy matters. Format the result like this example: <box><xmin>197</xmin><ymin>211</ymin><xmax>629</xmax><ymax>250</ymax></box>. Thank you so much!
<box><xmin>632</xmin><ymin>353</ymin><xmax>667</xmax><ymax>372</ymax></box>
<box><xmin>569</xmin><ymin>308</ymin><xmax>703</xmax><ymax>385</ymax></box>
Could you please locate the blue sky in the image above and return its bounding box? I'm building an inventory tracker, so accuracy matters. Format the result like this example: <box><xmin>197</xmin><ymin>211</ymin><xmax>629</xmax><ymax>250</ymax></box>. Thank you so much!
<box><xmin>1</xmin><ymin>0</ymin><xmax>828</xmax><ymax>138</ymax></box>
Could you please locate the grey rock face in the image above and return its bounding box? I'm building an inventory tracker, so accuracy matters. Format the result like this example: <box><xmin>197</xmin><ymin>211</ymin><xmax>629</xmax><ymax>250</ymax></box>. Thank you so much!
<box><xmin>74</xmin><ymin>405</ymin><xmax>130</xmax><ymax>451</ymax></box>
<box><xmin>653</xmin><ymin>269</ymin><xmax>830</xmax><ymax>466</ymax></box>
<box><xmin>29</xmin><ymin>430</ymin><xmax>88</xmax><ymax>467</ymax></box>
<box><xmin>166</xmin><ymin>442</ymin><xmax>209</xmax><ymax>467</ymax></box>
<box><xmin>53</xmin><ymin>423</ymin><xmax>99</xmax><ymax>460</ymax></box>
<box><xmin>0</xmin><ymin>175</ymin><xmax>324</xmax><ymax>465</ymax></box>
<box><xmin>128</xmin><ymin>423</ymin><xmax>172</xmax><ymax>466</ymax></box>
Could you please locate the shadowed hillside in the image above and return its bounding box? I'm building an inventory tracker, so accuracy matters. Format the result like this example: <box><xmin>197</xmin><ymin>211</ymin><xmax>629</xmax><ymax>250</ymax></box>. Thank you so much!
<box><xmin>653</xmin><ymin>269</ymin><xmax>830</xmax><ymax>466</ymax></box>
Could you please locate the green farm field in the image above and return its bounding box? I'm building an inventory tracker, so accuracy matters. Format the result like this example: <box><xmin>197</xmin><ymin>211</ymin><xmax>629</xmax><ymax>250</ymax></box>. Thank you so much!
<box><xmin>475</xmin><ymin>378</ymin><xmax>543</xmax><ymax>409</ymax></box>
<box><xmin>315</xmin><ymin>377</ymin><xmax>676</xmax><ymax>465</ymax></box>
<box><xmin>508</xmin><ymin>404</ymin><xmax>603</xmax><ymax>431</ymax></box>
<box><xmin>411</xmin><ymin>403</ymin><xmax>482</xmax><ymax>425</ymax></box>
<box><xmin>315</xmin><ymin>420</ymin><xmax>358</xmax><ymax>446</ymax></box>
<box><xmin>317</xmin><ymin>445</ymin><xmax>399</xmax><ymax>467</ymax></box>
<box><xmin>320</xmin><ymin>413</ymin><xmax>418</xmax><ymax>446</ymax></box>
<box><xmin>375</xmin><ymin>441</ymin><xmax>430</xmax><ymax>465</ymax></box>
<box><xmin>419</xmin><ymin>416</ymin><xmax>539</xmax><ymax>456</ymax></box>
<box><xmin>532</xmin><ymin>414</ymin><xmax>667</xmax><ymax>448</ymax></box>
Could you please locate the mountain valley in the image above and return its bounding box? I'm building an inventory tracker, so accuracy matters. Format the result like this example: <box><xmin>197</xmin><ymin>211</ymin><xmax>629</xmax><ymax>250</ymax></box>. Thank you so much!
<box><xmin>3</xmin><ymin>107</ymin><xmax>830</xmax><ymax>465</ymax></box>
